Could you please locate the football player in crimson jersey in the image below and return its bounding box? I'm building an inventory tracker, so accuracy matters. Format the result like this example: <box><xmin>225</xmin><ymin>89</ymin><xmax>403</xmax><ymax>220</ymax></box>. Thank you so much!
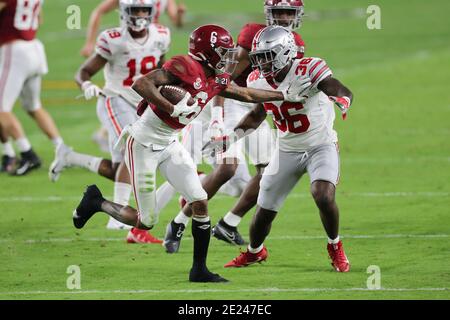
<box><xmin>73</xmin><ymin>24</ymin><xmax>308</xmax><ymax>283</ymax></box>
<box><xmin>0</xmin><ymin>0</ymin><xmax>70</xmax><ymax>175</ymax></box>
<box><xmin>50</xmin><ymin>0</ymin><xmax>169</xmax><ymax>243</ymax></box>
<box><xmin>164</xmin><ymin>0</ymin><xmax>307</xmax><ymax>250</ymax></box>
<box><xmin>208</xmin><ymin>26</ymin><xmax>352</xmax><ymax>272</ymax></box>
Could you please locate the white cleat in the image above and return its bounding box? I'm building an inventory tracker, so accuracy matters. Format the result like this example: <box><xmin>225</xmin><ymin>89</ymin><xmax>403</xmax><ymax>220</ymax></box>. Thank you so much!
<box><xmin>106</xmin><ymin>217</ymin><xmax>131</xmax><ymax>230</ymax></box>
<box><xmin>49</xmin><ymin>144</ymin><xmax>73</xmax><ymax>182</ymax></box>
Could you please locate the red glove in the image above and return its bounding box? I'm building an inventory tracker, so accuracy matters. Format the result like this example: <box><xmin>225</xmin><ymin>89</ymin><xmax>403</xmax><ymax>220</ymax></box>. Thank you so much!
<box><xmin>214</xmin><ymin>72</ymin><xmax>231</xmax><ymax>89</ymax></box>
<box><xmin>329</xmin><ymin>96</ymin><xmax>351</xmax><ymax>120</ymax></box>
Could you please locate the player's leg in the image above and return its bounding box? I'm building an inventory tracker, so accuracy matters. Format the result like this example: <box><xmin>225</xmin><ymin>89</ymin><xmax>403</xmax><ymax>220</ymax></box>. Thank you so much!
<box><xmin>73</xmin><ymin>136</ymin><xmax>158</xmax><ymax>231</ymax></box>
<box><xmin>0</xmin><ymin>43</ymin><xmax>41</xmax><ymax>175</ymax></box>
<box><xmin>214</xmin><ymin>121</ymin><xmax>275</xmax><ymax>245</ymax></box>
<box><xmin>307</xmin><ymin>143</ymin><xmax>349</xmax><ymax>272</ymax></box>
<box><xmin>0</xmin><ymin>123</ymin><xmax>16</xmax><ymax>173</ymax></box>
<box><xmin>159</xmin><ymin>141</ymin><xmax>227</xmax><ymax>282</ymax></box>
<box><xmin>225</xmin><ymin>148</ymin><xmax>304</xmax><ymax>267</ymax></box>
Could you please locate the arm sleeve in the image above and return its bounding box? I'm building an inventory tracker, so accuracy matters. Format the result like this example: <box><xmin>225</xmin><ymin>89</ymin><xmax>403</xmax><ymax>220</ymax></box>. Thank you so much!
<box><xmin>308</xmin><ymin>58</ymin><xmax>333</xmax><ymax>89</ymax></box>
<box><xmin>95</xmin><ymin>31</ymin><xmax>112</xmax><ymax>60</ymax></box>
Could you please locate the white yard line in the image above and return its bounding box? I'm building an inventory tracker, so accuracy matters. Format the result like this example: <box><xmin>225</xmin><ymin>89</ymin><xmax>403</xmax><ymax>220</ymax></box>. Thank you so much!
<box><xmin>0</xmin><ymin>234</ymin><xmax>447</xmax><ymax>244</ymax></box>
<box><xmin>0</xmin><ymin>287</ymin><xmax>447</xmax><ymax>296</ymax></box>
<box><xmin>0</xmin><ymin>191</ymin><xmax>448</xmax><ymax>203</ymax></box>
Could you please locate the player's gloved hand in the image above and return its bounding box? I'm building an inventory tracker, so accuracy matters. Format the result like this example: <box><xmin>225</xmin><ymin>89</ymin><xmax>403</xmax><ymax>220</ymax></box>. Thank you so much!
<box><xmin>81</xmin><ymin>81</ymin><xmax>102</xmax><ymax>100</ymax></box>
<box><xmin>202</xmin><ymin>132</ymin><xmax>239</xmax><ymax>157</ymax></box>
<box><xmin>208</xmin><ymin>106</ymin><xmax>225</xmax><ymax>139</ymax></box>
<box><xmin>170</xmin><ymin>92</ymin><xmax>199</xmax><ymax>118</ymax></box>
<box><xmin>282</xmin><ymin>75</ymin><xmax>311</xmax><ymax>102</ymax></box>
<box><xmin>329</xmin><ymin>96</ymin><xmax>351</xmax><ymax>120</ymax></box>
<box><xmin>214</xmin><ymin>72</ymin><xmax>231</xmax><ymax>89</ymax></box>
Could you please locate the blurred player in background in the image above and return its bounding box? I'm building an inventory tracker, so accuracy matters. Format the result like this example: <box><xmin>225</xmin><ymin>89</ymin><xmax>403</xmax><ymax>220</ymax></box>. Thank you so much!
<box><xmin>80</xmin><ymin>0</ymin><xmax>186</xmax><ymax>154</ymax></box>
<box><xmin>163</xmin><ymin>0</ymin><xmax>307</xmax><ymax>251</ymax></box>
<box><xmin>208</xmin><ymin>26</ymin><xmax>352</xmax><ymax>272</ymax></box>
<box><xmin>0</xmin><ymin>0</ymin><xmax>69</xmax><ymax>176</ymax></box>
<box><xmin>72</xmin><ymin>24</ymin><xmax>308</xmax><ymax>282</ymax></box>
<box><xmin>50</xmin><ymin>0</ymin><xmax>169</xmax><ymax>243</ymax></box>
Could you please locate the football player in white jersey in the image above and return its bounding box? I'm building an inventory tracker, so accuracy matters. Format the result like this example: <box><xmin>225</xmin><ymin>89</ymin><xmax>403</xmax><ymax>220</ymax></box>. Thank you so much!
<box><xmin>50</xmin><ymin>0</ymin><xmax>170</xmax><ymax>243</ymax></box>
<box><xmin>205</xmin><ymin>26</ymin><xmax>353</xmax><ymax>272</ymax></box>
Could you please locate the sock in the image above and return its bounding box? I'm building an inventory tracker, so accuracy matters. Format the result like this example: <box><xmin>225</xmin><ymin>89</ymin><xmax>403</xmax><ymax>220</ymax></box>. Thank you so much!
<box><xmin>174</xmin><ymin>210</ymin><xmax>190</xmax><ymax>226</ymax></box>
<box><xmin>15</xmin><ymin>137</ymin><xmax>31</xmax><ymax>153</ymax></box>
<box><xmin>191</xmin><ymin>216</ymin><xmax>211</xmax><ymax>270</ymax></box>
<box><xmin>113</xmin><ymin>182</ymin><xmax>132</xmax><ymax>206</ymax></box>
<box><xmin>223</xmin><ymin>211</ymin><xmax>241</xmax><ymax>227</ymax></box>
<box><xmin>2</xmin><ymin>141</ymin><xmax>15</xmax><ymax>157</ymax></box>
<box><xmin>248</xmin><ymin>244</ymin><xmax>264</xmax><ymax>254</ymax></box>
<box><xmin>51</xmin><ymin>137</ymin><xmax>64</xmax><ymax>147</ymax></box>
<box><xmin>66</xmin><ymin>151</ymin><xmax>102</xmax><ymax>173</ymax></box>
<box><xmin>155</xmin><ymin>181</ymin><xmax>177</xmax><ymax>214</ymax></box>
<box><xmin>328</xmin><ymin>236</ymin><xmax>340</xmax><ymax>245</ymax></box>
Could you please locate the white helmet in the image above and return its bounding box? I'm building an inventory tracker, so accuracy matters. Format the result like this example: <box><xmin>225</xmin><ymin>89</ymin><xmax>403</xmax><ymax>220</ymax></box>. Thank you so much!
<box><xmin>120</xmin><ymin>0</ymin><xmax>155</xmax><ymax>32</ymax></box>
<box><xmin>249</xmin><ymin>26</ymin><xmax>297</xmax><ymax>78</ymax></box>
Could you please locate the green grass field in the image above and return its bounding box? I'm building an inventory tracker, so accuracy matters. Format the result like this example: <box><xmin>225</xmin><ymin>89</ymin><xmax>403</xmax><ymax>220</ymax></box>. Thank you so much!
<box><xmin>0</xmin><ymin>0</ymin><xmax>449</xmax><ymax>300</ymax></box>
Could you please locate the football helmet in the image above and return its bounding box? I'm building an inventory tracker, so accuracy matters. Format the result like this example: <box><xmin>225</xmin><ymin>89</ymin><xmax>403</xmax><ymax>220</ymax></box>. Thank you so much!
<box><xmin>264</xmin><ymin>0</ymin><xmax>305</xmax><ymax>30</ymax></box>
<box><xmin>249</xmin><ymin>25</ymin><xmax>297</xmax><ymax>78</ymax></box>
<box><xmin>120</xmin><ymin>0</ymin><xmax>155</xmax><ymax>32</ymax></box>
<box><xmin>189</xmin><ymin>25</ymin><xmax>238</xmax><ymax>74</ymax></box>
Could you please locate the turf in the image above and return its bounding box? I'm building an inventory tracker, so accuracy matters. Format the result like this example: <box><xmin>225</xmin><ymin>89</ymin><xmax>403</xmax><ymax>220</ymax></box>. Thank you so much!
<box><xmin>0</xmin><ymin>0</ymin><xmax>449</xmax><ymax>300</ymax></box>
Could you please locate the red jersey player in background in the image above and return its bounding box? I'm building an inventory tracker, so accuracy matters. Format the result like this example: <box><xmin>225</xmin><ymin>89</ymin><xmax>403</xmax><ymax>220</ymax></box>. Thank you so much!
<box><xmin>72</xmin><ymin>24</ymin><xmax>308</xmax><ymax>282</ymax></box>
<box><xmin>0</xmin><ymin>0</ymin><xmax>70</xmax><ymax>175</ymax></box>
<box><xmin>163</xmin><ymin>0</ymin><xmax>308</xmax><ymax>251</ymax></box>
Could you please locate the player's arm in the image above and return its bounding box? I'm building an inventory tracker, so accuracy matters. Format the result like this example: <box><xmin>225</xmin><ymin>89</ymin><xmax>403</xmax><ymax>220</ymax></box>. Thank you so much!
<box><xmin>157</xmin><ymin>55</ymin><xmax>166</xmax><ymax>69</ymax></box>
<box><xmin>80</xmin><ymin>0</ymin><xmax>118</xmax><ymax>57</ymax></box>
<box><xmin>131</xmin><ymin>69</ymin><xmax>191</xmax><ymax>116</ymax></box>
<box><xmin>318</xmin><ymin>76</ymin><xmax>353</xmax><ymax>119</ymax></box>
<box><xmin>75</xmin><ymin>54</ymin><xmax>108</xmax><ymax>100</ymax></box>
<box><xmin>166</xmin><ymin>0</ymin><xmax>186</xmax><ymax>28</ymax></box>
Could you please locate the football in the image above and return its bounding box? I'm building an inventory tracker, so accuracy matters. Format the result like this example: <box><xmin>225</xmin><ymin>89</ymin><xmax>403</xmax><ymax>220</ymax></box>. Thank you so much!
<box><xmin>159</xmin><ymin>85</ymin><xmax>196</xmax><ymax>106</ymax></box>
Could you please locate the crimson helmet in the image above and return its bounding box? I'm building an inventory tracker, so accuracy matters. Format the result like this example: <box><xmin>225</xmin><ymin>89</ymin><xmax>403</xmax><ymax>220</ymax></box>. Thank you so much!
<box><xmin>189</xmin><ymin>25</ymin><xmax>238</xmax><ymax>74</ymax></box>
<box><xmin>264</xmin><ymin>0</ymin><xmax>305</xmax><ymax>30</ymax></box>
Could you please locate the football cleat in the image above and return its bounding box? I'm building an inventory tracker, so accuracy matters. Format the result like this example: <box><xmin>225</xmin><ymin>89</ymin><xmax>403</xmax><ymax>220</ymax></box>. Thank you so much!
<box><xmin>126</xmin><ymin>228</ymin><xmax>163</xmax><ymax>244</ymax></box>
<box><xmin>189</xmin><ymin>267</ymin><xmax>228</xmax><ymax>283</ymax></box>
<box><xmin>212</xmin><ymin>219</ymin><xmax>247</xmax><ymax>246</ymax></box>
<box><xmin>14</xmin><ymin>150</ymin><xmax>41</xmax><ymax>176</ymax></box>
<box><xmin>224</xmin><ymin>247</ymin><xmax>268</xmax><ymax>268</ymax></box>
<box><xmin>1</xmin><ymin>155</ymin><xmax>16</xmax><ymax>174</ymax></box>
<box><xmin>163</xmin><ymin>220</ymin><xmax>185</xmax><ymax>253</ymax></box>
<box><xmin>327</xmin><ymin>240</ymin><xmax>350</xmax><ymax>272</ymax></box>
<box><xmin>73</xmin><ymin>185</ymin><xmax>104</xmax><ymax>229</ymax></box>
<box><xmin>49</xmin><ymin>143</ymin><xmax>73</xmax><ymax>182</ymax></box>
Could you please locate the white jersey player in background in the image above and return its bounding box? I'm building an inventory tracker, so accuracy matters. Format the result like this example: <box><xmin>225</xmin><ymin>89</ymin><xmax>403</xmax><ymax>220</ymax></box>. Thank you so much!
<box><xmin>0</xmin><ymin>0</ymin><xmax>69</xmax><ymax>175</ymax></box>
<box><xmin>50</xmin><ymin>0</ymin><xmax>170</xmax><ymax>243</ymax></box>
<box><xmin>204</xmin><ymin>26</ymin><xmax>353</xmax><ymax>272</ymax></box>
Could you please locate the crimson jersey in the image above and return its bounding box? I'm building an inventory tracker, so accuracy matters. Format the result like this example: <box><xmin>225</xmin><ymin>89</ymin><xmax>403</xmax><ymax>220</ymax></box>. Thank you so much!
<box><xmin>0</xmin><ymin>0</ymin><xmax>42</xmax><ymax>46</ymax></box>
<box><xmin>131</xmin><ymin>55</ymin><xmax>227</xmax><ymax>146</ymax></box>
<box><xmin>234</xmin><ymin>23</ymin><xmax>305</xmax><ymax>87</ymax></box>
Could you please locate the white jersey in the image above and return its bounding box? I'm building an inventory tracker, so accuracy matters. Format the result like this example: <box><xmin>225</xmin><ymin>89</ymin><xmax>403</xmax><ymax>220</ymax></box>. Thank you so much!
<box><xmin>247</xmin><ymin>57</ymin><xmax>337</xmax><ymax>152</ymax></box>
<box><xmin>95</xmin><ymin>24</ymin><xmax>171</xmax><ymax>107</ymax></box>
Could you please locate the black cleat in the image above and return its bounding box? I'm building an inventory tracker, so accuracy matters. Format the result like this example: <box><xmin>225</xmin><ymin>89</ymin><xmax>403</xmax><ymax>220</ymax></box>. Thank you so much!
<box><xmin>163</xmin><ymin>220</ymin><xmax>185</xmax><ymax>254</ymax></box>
<box><xmin>73</xmin><ymin>185</ymin><xmax>104</xmax><ymax>229</ymax></box>
<box><xmin>14</xmin><ymin>150</ymin><xmax>41</xmax><ymax>176</ymax></box>
<box><xmin>212</xmin><ymin>219</ymin><xmax>247</xmax><ymax>246</ymax></box>
<box><xmin>189</xmin><ymin>267</ymin><xmax>229</xmax><ymax>283</ymax></box>
<box><xmin>1</xmin><ymin>155</ymin><xmax>17</xmax><ymax>174</ymax></box>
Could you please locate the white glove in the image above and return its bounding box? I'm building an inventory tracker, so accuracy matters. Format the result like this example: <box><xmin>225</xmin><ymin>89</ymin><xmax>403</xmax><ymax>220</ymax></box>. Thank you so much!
<box><xmin>282</xmin><ymin>75</ymin><xmax>312</xmax><ymax>102</ymax></box>
<box><xmin>81</xmin><ymin>81</ymin><xmax>102</xmax><ymax>100</ymax></box>
<box><xmin>202</xmin><ymin>132</ymin><xmax>239</xmax><ymax>157</ymax></box>
<box><xmin>170</xmin><ymin>93</ymin><xmax>199</xmax><ymax>118</ymax></box>
<box><xmin>208</xmin><ymin>106</ymin><xmax>225</xmax><ymax>139</ymax></box>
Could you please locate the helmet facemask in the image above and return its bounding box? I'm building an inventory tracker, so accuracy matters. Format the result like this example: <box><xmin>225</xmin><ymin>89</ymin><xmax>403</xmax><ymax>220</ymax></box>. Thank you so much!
<box><xmin>122</xmin><ymin>5</ymin><xmax>154</xmax><ymax>32</ymax></box>
<box><xmin>214</xmin><ymin>46</ymin><xmax>239</xmax><ymax>75</ymax></box>
<box><xmin>265</xmin><ymin>6</ymin><xmax>304</xmax><ymax>30</ymax></box>
<box><xmin>250</xmin><ymin>43</ymin><xmax>294</xmax><ymax>78</ymax></box>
